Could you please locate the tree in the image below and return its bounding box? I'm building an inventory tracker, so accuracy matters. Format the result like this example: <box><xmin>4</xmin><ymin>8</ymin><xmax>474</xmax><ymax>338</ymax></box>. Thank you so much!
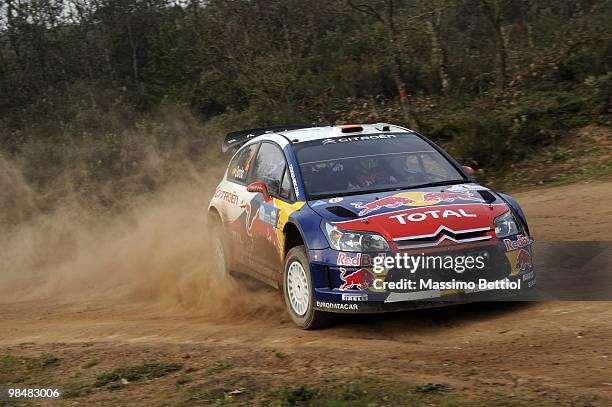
<box><xmin>419</xmin><ymin>0</ymin><xmax>451</xmax><ymax>93</ymax></box>
<box><xmin>479</xmin><ymin>0</ymin><xmax>510</xmax><ymax>90</ymax></box>
<box><xmin>347</xmin><ymin>0</ymin><xmax>420</xmax><ymax>130</ymax></box>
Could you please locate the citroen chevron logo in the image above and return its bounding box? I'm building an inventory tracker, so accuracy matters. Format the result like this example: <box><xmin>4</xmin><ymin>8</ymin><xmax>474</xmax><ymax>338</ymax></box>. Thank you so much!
<box><xmin>394</xmin><ymin>226</ymin><xmax>492</xmax><ymax>250</ymax></box>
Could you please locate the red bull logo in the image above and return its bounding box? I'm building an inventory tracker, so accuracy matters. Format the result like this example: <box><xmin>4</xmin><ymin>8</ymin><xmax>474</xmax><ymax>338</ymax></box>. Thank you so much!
<box><xmin>339</xmin><ymin>267</ymin><xmax>375</xmax><ymax>290</ymax></box>
<box><xmin>351</xmin><ymin>191</ymin><xmax>481</xmax><ymax>216</ymax></box>
<box><xmin>337</xmin><ymin>252</ymin><xmax>362</xmax><ymax>266</ymax></box>
<box><xmin>503</xmin><ymin>234</ymin><xmax>532</xmax><ymax>251</ymax></box>
<box><xmin>516</xmin><ymin>249</ymin><xmax>532</xmax><ymax>272</ymax></box>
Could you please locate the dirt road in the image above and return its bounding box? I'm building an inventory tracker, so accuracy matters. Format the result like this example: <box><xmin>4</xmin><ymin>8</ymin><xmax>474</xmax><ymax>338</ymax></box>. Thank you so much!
<box><xmin>1</xmin><ymin>178</ymin><xmax>611</xmax><ymax>406</ymax></box>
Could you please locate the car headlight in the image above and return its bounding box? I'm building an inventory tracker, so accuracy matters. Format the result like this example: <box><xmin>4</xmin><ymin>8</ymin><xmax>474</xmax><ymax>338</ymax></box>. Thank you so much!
<box><xmin>494</xmin><ymin>210</ymin><xmax>524</xmax><ymax>238</ymax></box>
<box><xmin>322</xmin><ymin>221</ymin><xmax>389</xmax><ymax>252</ymax></box>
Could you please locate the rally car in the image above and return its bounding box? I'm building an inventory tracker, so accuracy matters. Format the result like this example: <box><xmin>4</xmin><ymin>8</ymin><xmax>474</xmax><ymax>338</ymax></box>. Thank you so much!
<box><xmin>208</xmin><ymin>123</ymin><xmax>535</xmax><ymax>329</ymax></box>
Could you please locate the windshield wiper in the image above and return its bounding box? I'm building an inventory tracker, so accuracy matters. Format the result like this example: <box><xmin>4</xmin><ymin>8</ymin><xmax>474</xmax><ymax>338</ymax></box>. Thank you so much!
<box><xmin>309</xmin><ymin>186</ymin><xmax>401</xmax><ymax>200</ymax></box>
<box><xmin>402</xmin><ymin>179</ymin><xmax>466</xmax><ymax>190</ymax></box>
<box><xmin>308</xmin><ymin>180</ymin><xmax>467</xmax><ymax>201</ymax></box>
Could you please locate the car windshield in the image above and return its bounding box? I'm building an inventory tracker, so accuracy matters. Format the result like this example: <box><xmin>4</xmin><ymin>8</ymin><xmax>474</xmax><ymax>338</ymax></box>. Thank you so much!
<box><xmin>294</xmin><ymin>133</ymin><xmax>465</xmax><ymax>199</ymax></box>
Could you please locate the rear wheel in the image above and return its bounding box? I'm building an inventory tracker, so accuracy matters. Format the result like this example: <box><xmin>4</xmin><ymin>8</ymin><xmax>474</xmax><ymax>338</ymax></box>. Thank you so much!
<box><xmin>283</xmin><ymin>245</ymin><xmax>331</xmax><ymax>329</ymax></box>
<box><xmin>210</xmin><ymin>214</ymin><xmax>231</xmax><ymax>279</ymax></box>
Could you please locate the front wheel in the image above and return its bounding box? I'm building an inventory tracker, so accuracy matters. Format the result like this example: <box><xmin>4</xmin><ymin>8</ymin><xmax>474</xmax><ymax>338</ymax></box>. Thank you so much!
<box><xmin>283</xmin><ymin>245</ymin><xmax>331</xmax><ymax>329</ymax></box>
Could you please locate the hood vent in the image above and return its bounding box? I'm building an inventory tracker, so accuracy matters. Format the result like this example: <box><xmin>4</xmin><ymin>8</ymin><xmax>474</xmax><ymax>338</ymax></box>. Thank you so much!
<box><xmin>326</xmin><ymin>206</ymin><xmax>358</xmax><ymax>219</ymax></box>
<box><xmin>477</xmin><ymin>190</ymin><xmax>496</xmax><ymax>203</ymax></box>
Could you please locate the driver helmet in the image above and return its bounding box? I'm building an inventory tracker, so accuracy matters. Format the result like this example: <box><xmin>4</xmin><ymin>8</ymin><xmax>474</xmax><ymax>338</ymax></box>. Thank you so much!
<box><xmin>360</xmin><ymin>158</ymin><xmax>378</xmax><ymax>171</ymax></box>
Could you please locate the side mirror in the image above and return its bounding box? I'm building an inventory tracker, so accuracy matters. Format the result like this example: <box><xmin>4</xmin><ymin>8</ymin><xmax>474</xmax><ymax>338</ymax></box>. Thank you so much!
<box><xmin>247</xmin><ymin>181</ymin><xmax>271</xmax><ymax>201</ymax></box>
<box><xmin>462</xmin><ymin>165</ymin><xmax>475</xmax><ymax>177</ymax></box>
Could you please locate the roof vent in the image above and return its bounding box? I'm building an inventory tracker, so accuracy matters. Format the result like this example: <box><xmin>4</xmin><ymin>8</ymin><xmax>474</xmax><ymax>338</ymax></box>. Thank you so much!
<box><xmin>340</xmin><ymin>125</ymin><xmax>363</xmax><ymax>133</ymax></box>
<box><xmin>375</xmin><ymin>123</ymin><xmax>391</xmax><ymax>131</ymax></box>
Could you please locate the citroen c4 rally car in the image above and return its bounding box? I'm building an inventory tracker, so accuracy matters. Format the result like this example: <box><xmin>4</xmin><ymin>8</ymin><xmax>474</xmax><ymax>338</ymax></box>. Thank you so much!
<box><xmin>208</xmin><ymin>123</ymin><xmax>535</xmax><ymax>329</ymax></box>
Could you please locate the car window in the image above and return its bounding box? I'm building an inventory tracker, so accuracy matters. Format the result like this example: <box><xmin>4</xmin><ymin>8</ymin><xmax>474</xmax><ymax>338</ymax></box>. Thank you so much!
<box><xmin>280</xmin><ymin>168</ymin><xmax>295</xmax><ymax>201</ymax></box>
<box><xmin>294</xmin><ymin>133</ymin><xmax>464</xmax><ymax>198</ymax></box>
<box><xmin>249</xmin><ymin>142</ymin><xmax>286</xmax><ymax>196</ymax></box>
<box><xmin>419</xmin><ymin>152</ymin><xmax>454</xmax><ymax>179</ymax></box>
<box><xmin>227</xmin><ymin>143</ymin><xmax>257</xmax><ymax>184</ymax></box>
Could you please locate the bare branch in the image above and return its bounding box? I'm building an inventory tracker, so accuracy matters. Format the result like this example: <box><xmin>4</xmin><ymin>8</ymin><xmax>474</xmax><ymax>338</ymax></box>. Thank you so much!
<box><xmin>347</xmin><ymin>0</ymin><xmax>385</xmax><ymax>23</ymax></box>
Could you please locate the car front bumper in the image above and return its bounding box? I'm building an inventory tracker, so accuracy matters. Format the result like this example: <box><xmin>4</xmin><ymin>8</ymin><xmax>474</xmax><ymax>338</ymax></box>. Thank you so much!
<box><xmin>309</xmin><ymin>240</ymin><xmax>536</xmax><ymax>314</ymax></box>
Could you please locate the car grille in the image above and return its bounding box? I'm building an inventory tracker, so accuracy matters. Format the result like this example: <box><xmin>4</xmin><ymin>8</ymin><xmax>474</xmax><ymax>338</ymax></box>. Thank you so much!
<box><xmin>393</xmin><ymin>226</ymin><xmax>492</xmax><ymax>250</ymax></box>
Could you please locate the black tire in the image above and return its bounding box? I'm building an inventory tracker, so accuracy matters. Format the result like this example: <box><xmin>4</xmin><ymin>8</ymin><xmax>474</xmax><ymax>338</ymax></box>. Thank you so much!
<box><xmin>283</xmin><ymin>245</ymin><xmax>332</xmax><ymax>329</ymax></box>
<box><xmin>209</xmin><ymin>213</ymin><xmax>232</xmax><ymax>279</ymax></box>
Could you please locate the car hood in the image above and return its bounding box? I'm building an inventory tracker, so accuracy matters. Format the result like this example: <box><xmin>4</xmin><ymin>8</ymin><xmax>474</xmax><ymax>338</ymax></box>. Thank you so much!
<box><xmin>307</xmin><ymin>183</ymin><xmax>510</xmax><ymax>243</ymax></box>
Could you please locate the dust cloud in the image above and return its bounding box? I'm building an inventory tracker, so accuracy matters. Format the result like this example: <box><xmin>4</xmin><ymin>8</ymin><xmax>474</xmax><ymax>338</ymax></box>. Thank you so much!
<box><xmin>0</xmin><ymin>154</ymin><xmax>282</xmax><ymax>322</ymax></box>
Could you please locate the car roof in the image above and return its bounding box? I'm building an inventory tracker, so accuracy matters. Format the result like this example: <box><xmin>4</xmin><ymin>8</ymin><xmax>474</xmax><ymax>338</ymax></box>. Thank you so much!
<box><xmin>229</xmin><ymin>123</ymin><xmax>415</xmax><ymax>154</ymax></box>
<box><xmin>280</xmin><ymin>123</ymin><xmax>413</xmax><ymax>143</ymax></box>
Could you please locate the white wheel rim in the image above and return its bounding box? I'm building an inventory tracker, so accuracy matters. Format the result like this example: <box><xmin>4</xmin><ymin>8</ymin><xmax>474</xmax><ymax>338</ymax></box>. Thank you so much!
<box><xmin>287</xmin><ymin>260</ymin><xmax>309</xmax><ymax>316</ymax></box>
<box><xmin>212</xmin><ymin>236</ymin><xmax>227</xmax><ymax>277</ymax></box>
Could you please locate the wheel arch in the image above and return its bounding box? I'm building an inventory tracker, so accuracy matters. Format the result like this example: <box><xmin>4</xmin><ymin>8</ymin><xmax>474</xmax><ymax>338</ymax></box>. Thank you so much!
<box><xmin>283</xmin><ymin>221</ymin><xmax>305</xmax><ymax>256</ymax></box>
<box><xmin>207</xmin><ymin>205</ymin><xmax>223</xmax><ymax>224</ymax></box>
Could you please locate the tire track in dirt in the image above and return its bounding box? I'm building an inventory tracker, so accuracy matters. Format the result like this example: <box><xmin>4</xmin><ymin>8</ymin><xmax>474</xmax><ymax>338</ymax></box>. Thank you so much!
<box><xmin>1</xmin><ymin>178</ymin><xmax>611</xmax><ymax>404</ymax></box>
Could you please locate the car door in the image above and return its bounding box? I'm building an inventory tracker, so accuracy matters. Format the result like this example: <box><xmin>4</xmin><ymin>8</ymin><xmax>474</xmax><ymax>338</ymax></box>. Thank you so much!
<box><xmin>245</xmin><ymin>142</ymin><xmax>289</xmax><ymax>277</ymax></box>
<box><xmin>220</xmin><ymin>142</ymin><xmax>259</xmax><ymax>270</ymax></box>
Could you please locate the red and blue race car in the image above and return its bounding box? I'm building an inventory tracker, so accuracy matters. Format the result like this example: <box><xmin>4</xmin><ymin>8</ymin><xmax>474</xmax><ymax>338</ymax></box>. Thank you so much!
<box><xmin>208</xmin><ymin>123</ymin><xmax>535</xmax><ymax>329</ymax></box>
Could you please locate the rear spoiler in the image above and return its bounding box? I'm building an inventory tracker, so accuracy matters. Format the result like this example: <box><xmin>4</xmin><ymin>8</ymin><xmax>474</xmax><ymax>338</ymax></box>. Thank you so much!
<box><xmin>222</xmin><ymin>124</ymin><xmax>310</xmax><ymax>153</ymax></box>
